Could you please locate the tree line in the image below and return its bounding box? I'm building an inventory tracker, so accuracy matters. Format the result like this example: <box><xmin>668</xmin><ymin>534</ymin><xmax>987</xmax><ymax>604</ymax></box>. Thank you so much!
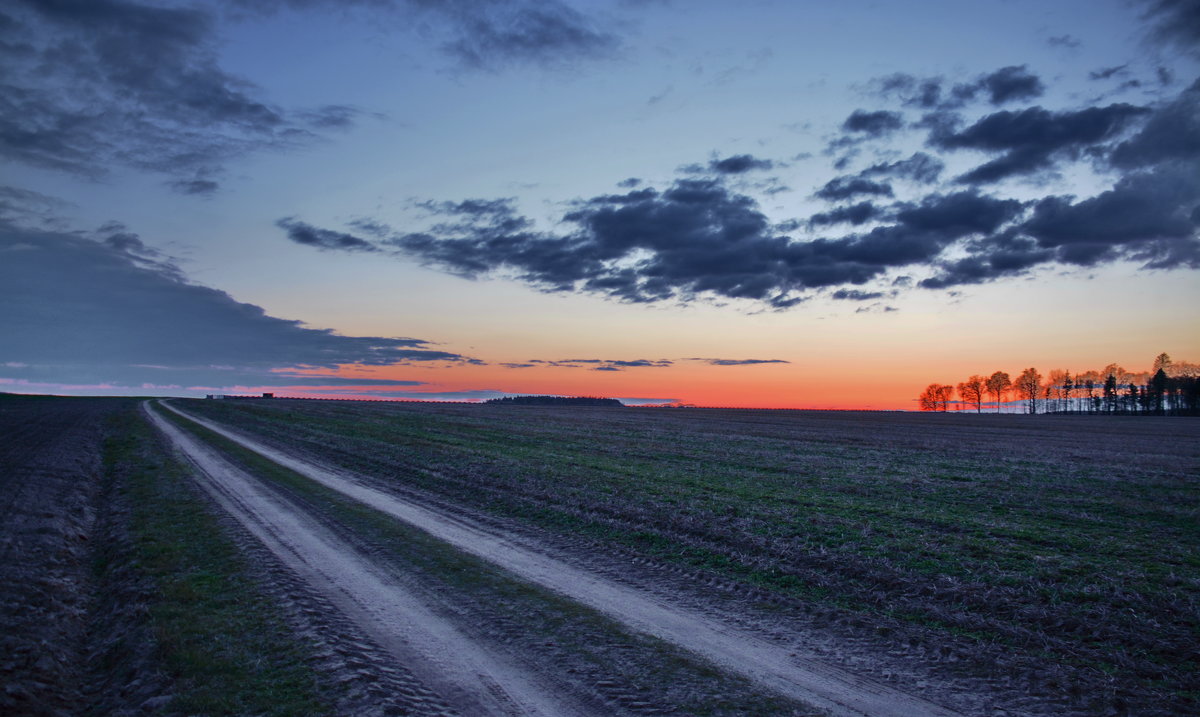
<box><xmin>919</xmin><ymin>353</ymin><xmax>1200</xmax><ymax>415</ymax></box>
<box><xmin>485</xmin><ymin>395</ymin><xmax>624</xmax><ymax>407</ymax></box>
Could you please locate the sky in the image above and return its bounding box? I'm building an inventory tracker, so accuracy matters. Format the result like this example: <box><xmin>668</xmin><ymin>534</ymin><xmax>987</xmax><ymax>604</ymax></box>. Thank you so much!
<box><xmin>2</xmin><ymin>0</ymin><xmax>1198</xmax><ymax>409</ymax></box>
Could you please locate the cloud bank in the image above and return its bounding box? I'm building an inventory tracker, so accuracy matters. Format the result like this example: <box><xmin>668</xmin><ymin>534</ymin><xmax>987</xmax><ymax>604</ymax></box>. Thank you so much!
<box><xmin>0</xmin><ymin>0</ymin><xmax>630</xmax><ymax>195</ymax></box>
<box><xmin>0</xmin><ymin>222</ymin><xmax>475</xmax><ymax>388</ymax></box>
<box><xmin>281</xmin><ymin>69</ymin><xmax>1198</xmax><ymax>306</ymax></box>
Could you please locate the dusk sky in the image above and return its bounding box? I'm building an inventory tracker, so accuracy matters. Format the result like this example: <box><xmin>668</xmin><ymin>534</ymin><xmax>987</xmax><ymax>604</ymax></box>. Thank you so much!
<box><xmin>3</xmin><ymin>0</ymin><xmax>1198</xmax><ymax>408</ymax></box>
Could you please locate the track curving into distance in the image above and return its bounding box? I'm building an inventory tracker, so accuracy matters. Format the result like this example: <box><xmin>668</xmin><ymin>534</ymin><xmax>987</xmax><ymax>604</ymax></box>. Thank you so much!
<box><xmin>157</xmin><ymin>400</ymin><xmax>962</xmax><ymax>717</ymax></box>
<box><xmin>146</xmin><ymin>401</ymin><xmax>588</xmax><ymax>717</ymax></box>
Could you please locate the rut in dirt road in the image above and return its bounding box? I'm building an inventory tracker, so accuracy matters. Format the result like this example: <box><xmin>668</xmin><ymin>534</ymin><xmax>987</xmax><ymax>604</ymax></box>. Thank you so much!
<box><xmin>160</xmin><ymin>400</ymin><xmax>964</xmax><ymax>717</ymax></box>
<box><xmin>146</xmin><ymin>402</ymin><xmax>591</xmax><ymax>717</ymax></box>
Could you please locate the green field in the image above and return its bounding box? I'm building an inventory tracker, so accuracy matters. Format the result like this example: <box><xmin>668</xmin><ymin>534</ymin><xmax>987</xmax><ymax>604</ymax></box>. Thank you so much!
<box><xmin>182</xmin><ymin>398</ymin><xmax>1200</xmax><ymax>713</ymax></box>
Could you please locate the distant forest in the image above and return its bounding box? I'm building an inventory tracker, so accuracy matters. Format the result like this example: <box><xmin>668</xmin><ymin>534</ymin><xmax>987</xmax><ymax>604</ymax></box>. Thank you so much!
<box><xmin>919</xmin><ymin>353</ymin><xmax>1200</xmax><ymax>415</ymax></box>
<box><xmin>485</xmin><ymin>395</ymin><xmax>624</xmax><ymax>407</ymax></box>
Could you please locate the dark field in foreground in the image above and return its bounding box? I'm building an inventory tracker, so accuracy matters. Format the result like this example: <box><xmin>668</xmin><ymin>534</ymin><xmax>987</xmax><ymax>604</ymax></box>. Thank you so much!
<box><xmin>184</xmin><ymin>398</ymin><xmax>1200</xmax><ymax>712</ymax></box>
<box><xmin>0</xmin><ymin>395</ymin><xmax>333</xmax><ymax>715</ymax></box>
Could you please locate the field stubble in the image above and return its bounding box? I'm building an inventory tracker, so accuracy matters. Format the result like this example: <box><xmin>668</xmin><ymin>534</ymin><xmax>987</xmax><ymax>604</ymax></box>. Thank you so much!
<box><xmin>182</xmin><ymin>398</ymin><xmax>1200</xmax><ymax>715</ymax></box>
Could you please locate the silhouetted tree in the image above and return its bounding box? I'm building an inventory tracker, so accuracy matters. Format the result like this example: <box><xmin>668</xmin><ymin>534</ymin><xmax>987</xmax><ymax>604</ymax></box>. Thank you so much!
<box><xmin>986</xmin><ymin>371</ymin><xmax>1011</xmax><ymax>413</ymax></box>
<box><xmin>1048</xmin><ymin>369</ymin><xmax>1069</xmax><ymax>413</ymax></box>
<box><xmin>1015</xmin><ymin>367</ymin><xmax>1042</xmax><ymax>414</ymax></box>
<box><xmin>918</xmin><ymin>384</ymin><xmax>940</xmax><ymax>411</ymax></box>
<box><xmin>958</xmin><ymin>375</ymin><xmax>985</xmax><ymax>413</ymax></box>
<box><xmin>1149</xmin><ymin>369</ymin><xmax>1168</xmax><ymax>415</ymax></box>
<box><xmin>919</xmin><ymin>354</ymin><xmax>1198</xmax><ymax>417</ymax></box>
<box><xmin>1103</xmin><ymin>373</ymin><xmax>1118</xmax><ymax>413</ymax></box>
<box><xmin>486</xmin><ymin>395</ymin><xmax>624</xmax><ymax>407</ymax></box>
<box><xmin>937</xmin><ymin>384</ymin><xmax>954</xmax><ymax>411</ymax></box>
<box><xmin>918</xmin><ymin>384</ymin><xmax>954</xmax><ymax>411</ymax></box>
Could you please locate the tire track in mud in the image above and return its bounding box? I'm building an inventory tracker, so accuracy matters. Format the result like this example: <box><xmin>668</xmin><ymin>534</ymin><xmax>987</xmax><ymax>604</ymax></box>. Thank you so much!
<box><xmin>146</xmin><ymin>402</ymin><xmax>589</xmax><ymax>717</ymax></box>
<box><xmin>161</xmin><ymin>400</ymin><xmax>964</xmax><ymax>717</ymax></box>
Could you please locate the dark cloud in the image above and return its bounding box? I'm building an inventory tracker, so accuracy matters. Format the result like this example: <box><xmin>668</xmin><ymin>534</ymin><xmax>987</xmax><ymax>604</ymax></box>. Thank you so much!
<box><xmin>830</xmin><ymin>289</ymin><xmax>884</xmax><ymax>301</ymax></box>
<box><xmin>498</xmin><ymin>357</ymin><xmax>672</xmax><ymax>369</ymax></box>
<box><xmin>930</xmin><ymin>103</ymin><xmax>1151</xmax><ymax>183</ymax></box>
<box><xmin>892</xmin><ymin>191</ymin><xmax>1023</xmax><ymax>236</ymax></box>
<box><xmin>278</xmin><ymin>217</ymin><xmax>379</xmax><ymax>252</ymax></box>
<box><xmin>0</xmin><ymin>0</ymin><xmax>352</xmax><ymax>193</ymax></box>
<box><xmin>608</xmin><ymin>359</ymin><xmax>672</xmax><ymax>368</ymax></box>
<box><xmin>534</xmin><ymin>358</ymin><xmax>673</xmax><ymax>369</ymax></box>
<box><xmin>841</xmin><ymin>110</ymin><xmax>903</xmax><ymax>136</ymax></box>
<box><xmin>1138</xmin><ymin>0</ymin><xmax>1200</xmax><ymax>56</ymax></box>
<box><xmin>258</xmin><ymin>374</ymin><xmax>425</xmax><ymax>387</ymax></box>
<box><xmin>708</xmin><ymin>154</ymin><xmax>774</xmax><ymax>174</ymax></box>
<box><xmin>431</xmin><ymin>0</ymin><xmax>619</xmax><ymax>69</ymax></box>
<box><xmin>1090</xmin><ymin>64</ymin><xmax>1129</xmax><ymax>81</ymax></box>
<box><xmin>0</xmin><ymin>361</ymin><xmax>429</xmax><ymax>392</ymax></box>
<box><xmin>976</xmin><ymin>65</ymin><xmax>1045</xmax><ymax>105</ymax></box>
<box><xmin>283</xmin><ymin>70</ymin><xmax>1200</xmax><ymax>306</ymax></box>
<box><xmin>348</xmin><ymin>217</ymin><xmax>395</xmax><ymax>238</ymax></box>
<box><xmin>919</xmin><ymin>232</ymin><xmax>1055</xmax><ymax>289</ymax></box>
<box><xmin>169</xmin><ymin>179</ymin><xmax>221</xmax><ymax>196</ymax></box>
<box><xmin>807</xmin><ymin>202</ymin><xmax>882</xmax><ymax>227</ymax></box>
<box><xmin>918</xmin><ymin>85</ymin><xmax>1200</xmax><ymax>288</ymax></box>
<box><xmin>417</xmin><ymin>197</ymin><xmax>527</xmax><ymax>221</ymax></box>
<box><xmin>0</xmin><ymin>185</ymin><xmax>72</xmax><ymax>229</ymax></box>
<box><xmin>1022</xmin><ymin>165</ymin><xmax>1199</xmax><ymax>265</ymax></box>
<box><xmin>807</xmin><ymin>156</ymin><xmax>942</xmax><ymax>227</ymax></box>
<box><xmin>872</xmin><ymin>65</ymin><xmax>1044</xmax><ymax>110</ymax></box>
<box><xmin>1047</xmin><ymin>34</ymin><xmax>1081</xmax><ymax>49</ymax></box>
<box><xmin>825</xmin><ymin>110</ymin><xmax>904</xmax><ymax>156</ymax></box>
<box><xmin>1</xmin><ymin>0</ymin><xmax>618</xmax><ymax>197</ymax></box>
<box><xmin>291</xmin><ymin>180</ymin><xmax>1037</xmax><ymax>308</ymax></box>
<box><xmin>814</xmin><ymin>177</ymin><xmax>894</xmax><ymax>201</ymax></box>
<box><xmin>859</xmin><ymin>152</ymin><xmax>944</xmax><ymax>183</ymax></box>
<box><xmin>298</xmin><ymin>104</ymin><xmax>364</xmax><ymax>129</ymax></box>
<box><xmin>0</xmin><ymin>223</ymin><xmax>475</xmax><ymax>387</ymax></box>
<box><xmin>617</xmin><ymin>177</ymin><xmax>642</xmax><ymax>188</ymax></box>
<box><xmin>873</xmin><ymin>72</ymin><xmax>945</xmax><ymax>109</ymax></box>
<box><xmin>1109</xmin><ymin>80</ymin><xmax>1200</xmax><ymax>168</ymax></box>
<box><xmin>231</xmin><ymin>0</ymin><xmax>626</xmax><ymax>69</ymax></box>
<box><xmin>311</xmin><ymin>388</ymin><xmax>515</xmax><ymax>401</ymax></box>
<box><xmin>1</xmin><ymin>360</ymin><xmax>431</xmax><ymax>390</ymax></box>
<box><xmin>686</xmin><ymin>358</ymin><xmax>790</xmax><ymax>366</ymax></box>
<box><xmin>94</xmin><ymin>221</ymin><xmax>188</xmax><ymax>282</ymax></box>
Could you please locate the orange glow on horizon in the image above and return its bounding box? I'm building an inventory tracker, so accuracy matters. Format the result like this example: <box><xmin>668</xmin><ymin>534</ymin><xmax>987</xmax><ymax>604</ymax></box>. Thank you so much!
<box><xmin>266</xmin><ymin>361</ymin><xmax>919</xmax><ymax>410</ymax></box>
<box><xmin>261</xmin><ymin>348</ymin><xmax>1198</xmax><ymax>410</ymax></box>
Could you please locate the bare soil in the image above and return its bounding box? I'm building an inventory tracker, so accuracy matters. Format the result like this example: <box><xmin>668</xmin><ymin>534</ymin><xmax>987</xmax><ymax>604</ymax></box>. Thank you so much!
<box><xmin>0</xmin><ymin>396</ymin><xmax>160</xmax><ymax>716</ymax></box>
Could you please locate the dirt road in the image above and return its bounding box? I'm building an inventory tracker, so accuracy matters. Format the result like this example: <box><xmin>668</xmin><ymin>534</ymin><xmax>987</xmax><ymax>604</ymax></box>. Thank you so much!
<box><xmin>156</xmin><ymin>400</ymin><xmax>961</xmax><ymax>717</ymax></box>
<box><xmin>146</xmin><ymin>402</ymin><xmax>590</xmax><ymax>716</ymax></box>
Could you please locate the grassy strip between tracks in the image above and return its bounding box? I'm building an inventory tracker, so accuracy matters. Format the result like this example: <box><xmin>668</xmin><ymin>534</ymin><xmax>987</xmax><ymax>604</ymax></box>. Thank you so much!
<box><xmin>156</xmin><ymin>403</ymin><xmax>819</xmax><ymax>716</ymax></box>
<box><xmin>103</xmin><ymin>406</ymin><xmax>331</xmax><ymax>715</ymax></box>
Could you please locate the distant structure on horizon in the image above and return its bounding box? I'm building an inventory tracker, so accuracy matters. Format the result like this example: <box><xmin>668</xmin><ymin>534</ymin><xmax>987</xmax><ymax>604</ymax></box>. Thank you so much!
<box><xmin>484</xmin><ymin>395</ymin><xmax>624</xmax><ymax>407</ymax></box>
<box><xmin>206</xmin><ymin>392</ymin><xmax>275</xmax><ymax>400</ymax></box>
